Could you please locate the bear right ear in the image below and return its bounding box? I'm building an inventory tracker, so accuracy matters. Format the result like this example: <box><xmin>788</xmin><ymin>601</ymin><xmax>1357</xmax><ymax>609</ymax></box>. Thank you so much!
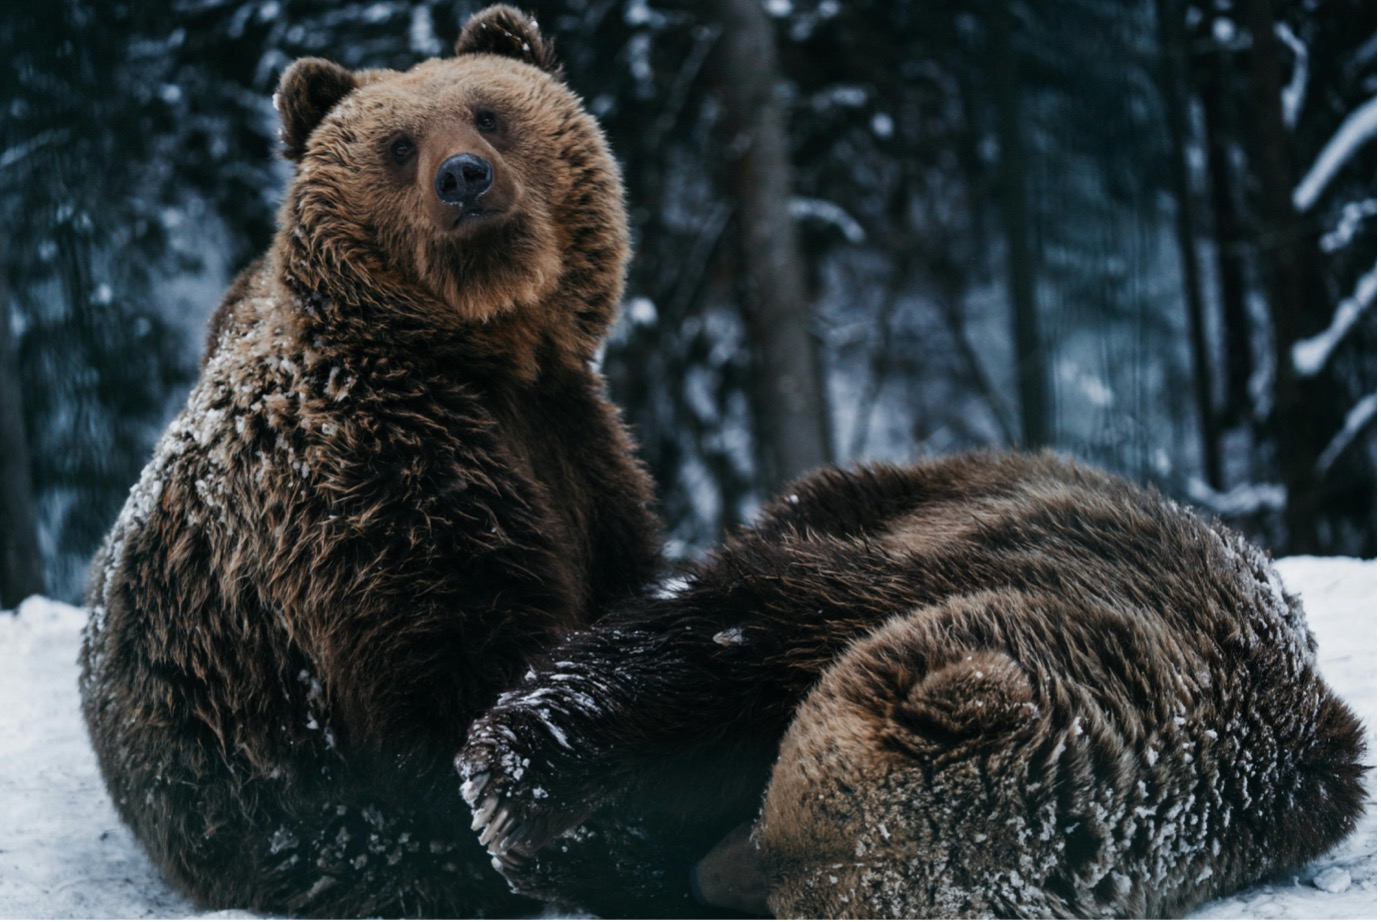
<box><xmin>275</xmin><ymin>58</ymin><xmax>358</xmax><ymax>162</ymax></box>
<box><xmin>888</xmin><ymin>651</ymin><xmax>1036</xmax><ymax>755</ymax></box>
<box><xmin>454</xmin><ymin>5</ymin><xmax>562</xmax><ymax>77</ymax></box>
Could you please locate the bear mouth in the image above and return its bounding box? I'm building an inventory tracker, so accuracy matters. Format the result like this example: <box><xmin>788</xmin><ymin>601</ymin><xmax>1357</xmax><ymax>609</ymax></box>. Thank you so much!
<box><xmin>448</xmin><ymin>206</ymin><xmax>505</xmax><ymax>231</ymax></box>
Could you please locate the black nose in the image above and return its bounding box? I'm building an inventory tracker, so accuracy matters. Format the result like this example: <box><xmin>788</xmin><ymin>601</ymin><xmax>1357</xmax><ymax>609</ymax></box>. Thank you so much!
<box><xmin>435</xmin><ymin>153</ymin><xmax>493</xmax><ymax>206</ymax></box>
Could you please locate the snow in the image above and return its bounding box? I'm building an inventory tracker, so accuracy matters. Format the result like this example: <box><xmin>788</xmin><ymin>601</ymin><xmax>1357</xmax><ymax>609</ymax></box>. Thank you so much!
<box><xmin>1187</xmin><ymin>478</ymin><xmax>1287</xmax><ymax>516</ymax></box>
<box><xmin>1275</xmin><ymin>22</ymin><xmax>1308</xmax><ymax>130</ymax></box>
<box><xmin>407</xmin><ymin>5</ymin><xmax>442</xmax><ymax>57</ymax></box>
<box><xmin>1321</xmin><ymin>199</ymin><xmax>1377</xmax><ymax>253</ymax></box>
<box><xmin>626</xmin><ymin>296</ymin><xmax>658</xmax><ymax>327</ymax></box>
<box><xmin>1</xmin><ymin>558</ymin><xmax>1375</xmax><ymax>919</ymax></box>
<box><xmin>1292</xmin><ymin>265</ymin><xmax>1377</xmax><ymax>377</ymax></box>
<box><xmin>1315</xmin><ymin>867</ymin><xmax>1354</xmax><ymax>895</ymax></box>
<box><xmin>1317</xmin><ymin>395</ymin><xmax>1378</xmax><ymax>475</ymax></box>
<box><xmin>1293</xmin><ymin>96</ymin><xmax>1378</xmax><ymax>213</ymax></box>
<box><xmin>789</xmin><ymin>197</ymin><xmax>861</xmax><ymax>244</ymax></box>
<box><xmin>1211</xmin><ymin>17</ymin><xmax>1237</xmax><ymax>46</ymax></box>
<box><xmin>790</xmin><ymin>197</ymin><xmax>866</xmax><ymax>244</ymax></box>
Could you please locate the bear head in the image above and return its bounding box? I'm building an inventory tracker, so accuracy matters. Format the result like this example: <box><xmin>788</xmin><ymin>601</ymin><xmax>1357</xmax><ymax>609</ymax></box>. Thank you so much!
<box><xmin>695</xmin><ymin>615</ymin><xmax>1044</xmax><ymax>918</ymax></box>
<box><xmin>272</xmin><ymin>5</ymin><xmax>627</xmax><ymax>371</ymax></box>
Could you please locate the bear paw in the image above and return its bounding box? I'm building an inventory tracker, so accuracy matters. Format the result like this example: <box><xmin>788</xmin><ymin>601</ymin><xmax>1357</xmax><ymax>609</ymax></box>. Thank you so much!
<box><xmin>456</xmin><ymin>706</ymin><xmax>605</xmax><ymax>879</ymax></box>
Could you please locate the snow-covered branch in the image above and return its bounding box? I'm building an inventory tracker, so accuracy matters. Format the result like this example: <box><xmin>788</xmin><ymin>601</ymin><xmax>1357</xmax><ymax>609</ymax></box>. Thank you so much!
<box><xmin>1321</xmin><ymin>199</ymin><xmax>1377</xmax><ymax>253</ymax></box>
<box><xmin>1317</xmin><ymin>394</ymin><xmax>1377</xmax><ymax>474</ymax></box>
<box><xmin>0</xmin><ymin>129</ymin><xmax>71</xmax><ymax>174</ymax></box>
<box><xmin>1186</xmin><ymin>478</ymin><xmax>1286</xmax><ymax>516</ymax></box>
<box><xmin>790</xmin><ymin>197</ymin><xmax>866</xmax><ymax>244</ymax></box>
<box><xmin>1292</xmin><ymin>265</ymin><xmax>1377</xmax><ymax>377</ymax></box>
<box><xmin>1293</xmin><ymin>96</ymin><xmax>1377</xmax><ymax>212</ymax></box>
<box><xmin>1276</xmin><ymin>23</ymin><xmax>1308</xmax><ymax>130</ymax></box>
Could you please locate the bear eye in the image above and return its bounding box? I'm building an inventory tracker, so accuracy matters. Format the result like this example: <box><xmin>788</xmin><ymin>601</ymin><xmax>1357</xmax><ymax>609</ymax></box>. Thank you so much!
<box><xmin>389</xmin><ymin>135</ymin><xmax>415</xmax><ymax>165</ymax></box>
<box><xmin>475</xmin><ymin>109</ymin><xmax>498</xmax><ymax>133</ymax></box>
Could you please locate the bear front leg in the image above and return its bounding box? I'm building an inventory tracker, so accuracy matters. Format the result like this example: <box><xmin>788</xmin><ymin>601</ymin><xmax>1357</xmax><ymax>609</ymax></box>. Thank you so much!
<box><xmin>458</xmin><ymin>592</ymin><xmax>792</xmax><ymax>869</ymax></box>
<box><xmin>457</xmin><ymin>607</ymin><xmax>791</xmax><ymax>914</ymax></box>
<box><xmin>457</xmin><ymin>532</ymin><xmax>933</xmax><ymax>906</ymax></box>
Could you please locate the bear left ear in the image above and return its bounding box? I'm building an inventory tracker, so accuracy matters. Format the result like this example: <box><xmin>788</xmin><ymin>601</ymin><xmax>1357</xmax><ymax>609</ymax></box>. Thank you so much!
<box><xmin>454</xmin><ymin>4</ymin><xmax>562</xmax><ymax>77</ymax></box>
<box><xmin>276</xmin><ymin>58</ymin><xmax>358</xmax><ymax>162</ymax></box>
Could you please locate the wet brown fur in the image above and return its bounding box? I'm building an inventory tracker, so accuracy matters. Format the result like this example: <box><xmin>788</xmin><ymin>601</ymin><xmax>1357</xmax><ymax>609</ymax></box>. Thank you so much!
<box><xmin>458</xmin><ymin>452</ymin><xmax>1367</xmax><ymax>918</ymax></box>
<box><xmin>80</xmin><ymin>7</ymin><xmax>662</xmax><ymax>917</ymax></box>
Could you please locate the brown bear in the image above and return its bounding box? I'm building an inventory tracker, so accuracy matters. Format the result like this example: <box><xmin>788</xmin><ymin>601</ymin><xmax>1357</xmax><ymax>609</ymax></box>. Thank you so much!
<box><xmin>79</xmin><ymin>6</ymin><xmax>661</xmax><ymax>917</ymax></box>
<box><xmin>459</xmin><ymin>452</ymin><xmax>1367</xmax><ymax>918</ymax></box>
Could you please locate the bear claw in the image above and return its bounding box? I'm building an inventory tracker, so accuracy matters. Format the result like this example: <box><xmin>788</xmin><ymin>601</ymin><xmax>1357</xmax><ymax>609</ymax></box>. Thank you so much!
<box><xmin>459</xmin><ymin>709</ymin><xmax>610</xmax><ymax>887</ymax></box>
<box><xmin>471</xmin><ymin>792</ymin><xmax>500</xmax><ymax>832</ymax></box>
<box><xmin>497</xmin><ymin>821</ymin><xmax>537</xmax><ymax>856</ymax></box>
<box><xmin>460</xmin><ymin>771</ymin><xmax>490</xmax><ymax>805</ymax></box>
<box><xmin>478</xmin><ymin>808</ymin><xmax>513</xmax><ymax>848</ymax></box>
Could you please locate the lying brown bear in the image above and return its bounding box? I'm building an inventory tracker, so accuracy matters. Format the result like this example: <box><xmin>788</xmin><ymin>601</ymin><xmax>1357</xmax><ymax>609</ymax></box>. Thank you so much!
<box><xmin>460</xmin><ymin>451</ymin><xmax>1367</xmax><ymax>918</ymax></box>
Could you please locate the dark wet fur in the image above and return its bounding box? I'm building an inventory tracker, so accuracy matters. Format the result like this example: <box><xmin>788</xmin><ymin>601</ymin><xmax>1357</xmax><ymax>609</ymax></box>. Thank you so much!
<box><xmin>79</xmin><ymin>6</ymin><xmax>662</xmax><ymax>916</ymax></box>
<box><xmin>460</xmin><ymin>452</ymin><xmax>1367</xmax><ymax>918</ymax></box>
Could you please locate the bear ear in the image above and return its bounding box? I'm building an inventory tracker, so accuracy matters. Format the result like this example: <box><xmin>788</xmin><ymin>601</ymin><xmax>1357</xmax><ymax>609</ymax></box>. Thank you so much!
<box><xmin>888</xmin><ymin>651</ymin><xmax>1036</xmax><ymax>755</ymax></box>
<box><xmin>275</xmin><ymin>58</ymin><xmax>358</xmax><ymax>162</ymax></box>
<box><xmin>454</xmin><ymin>5</ymin><xmax>562</xmax><ymax>77</ymax></box>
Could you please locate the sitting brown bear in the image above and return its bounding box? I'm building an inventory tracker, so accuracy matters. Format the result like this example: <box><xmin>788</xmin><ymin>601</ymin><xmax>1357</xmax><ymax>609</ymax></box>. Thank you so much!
<box><xmin>79</xmin><ymin>7</ymin><xmax>661</xmax><ymax>917</ymax></box>
<box><xmin>460</xmin><ymin>452</ymin><xmax>1367</xmax><ymax>918</ymax></box>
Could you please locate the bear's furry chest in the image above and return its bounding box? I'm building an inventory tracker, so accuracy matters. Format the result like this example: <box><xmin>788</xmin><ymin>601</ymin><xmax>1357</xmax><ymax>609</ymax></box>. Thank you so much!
<box><xmin>196</xmin><ymin>340</ymin><xmax>608</xmax><ymax>631</ymax></box>
<box><xmin>482</xmin><ymin>372</ymin><xmax>605</xmax><ymax>596</ymax></box>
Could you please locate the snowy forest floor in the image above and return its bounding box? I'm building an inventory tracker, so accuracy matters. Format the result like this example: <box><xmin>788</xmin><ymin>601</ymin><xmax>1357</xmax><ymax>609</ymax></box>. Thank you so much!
<box><xmin>0</xmin><ymin>557</ymin><xmax>1374</xmax><ymax>920</ymax></box>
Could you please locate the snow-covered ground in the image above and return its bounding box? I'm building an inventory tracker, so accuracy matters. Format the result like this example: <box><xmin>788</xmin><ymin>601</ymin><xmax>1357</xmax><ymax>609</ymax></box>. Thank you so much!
<box><xmin>0</xmin><ymin>557</ymin><xmax>1374</xmax><ymax>919</ymax></box>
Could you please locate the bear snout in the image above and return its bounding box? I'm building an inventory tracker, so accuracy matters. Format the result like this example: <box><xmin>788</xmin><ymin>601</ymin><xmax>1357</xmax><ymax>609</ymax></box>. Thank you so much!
<box><xmin>435</xmin><ymin>152</ymin><xmax>494</xmax><ymax>209</ymax></box>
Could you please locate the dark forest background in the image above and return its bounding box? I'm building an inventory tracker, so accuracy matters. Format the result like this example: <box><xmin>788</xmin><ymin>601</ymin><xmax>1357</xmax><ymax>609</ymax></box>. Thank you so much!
<box><xmin>1</xmin><ymin>0</ymin><xmax>1375</xmax><ymax>605</ymax></box>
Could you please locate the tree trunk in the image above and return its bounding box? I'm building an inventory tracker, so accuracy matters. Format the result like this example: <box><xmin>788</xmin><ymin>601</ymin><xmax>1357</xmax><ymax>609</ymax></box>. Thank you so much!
<box><xmin>1197</xmin><ymin>36</ymin><xmax>1255</xmax><ymax>430</ymax></box>
<box><xmin>987</xmin><ymin>0</ymin><xmax>1050</xmax><ymax>449</ymax></box>
<box><xmin>1239</xmin><ymin>0</ymin><xmax>1324</xmax><ymax>551</ymax></box>
<box><xmin>709</xmin><ymin>0</ymin><xmax>832</xmax><ymax>493</ymax></box>
<box><xmin>1154</xmin><ymin>0</ymin><xmax>1222</xmax><ymax>488</ymax></box>
<box><xmin>0</xmin><ymin>270</ymin><xmax>45</xmax><ymax>609</ymax></box>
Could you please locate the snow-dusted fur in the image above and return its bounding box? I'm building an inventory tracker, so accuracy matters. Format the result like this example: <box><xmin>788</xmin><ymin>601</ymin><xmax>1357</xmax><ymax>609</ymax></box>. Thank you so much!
<box><xmin>747</xmin><ymin>533</ymin><xmax>1363</xmax><ymax>917</ymax></box>
<box><xmin>459</xmin><ymin>452</ymin><xmax>1367</xmax><ymax>918</ymax></box>
<box><xmin>78</xmin><ymin>7</ymin><xmax>661</xmax><ymax>917</ymax></box>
